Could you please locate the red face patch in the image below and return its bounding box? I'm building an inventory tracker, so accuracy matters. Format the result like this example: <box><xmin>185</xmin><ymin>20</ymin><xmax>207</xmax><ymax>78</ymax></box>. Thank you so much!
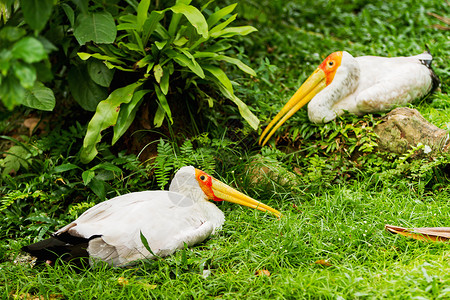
<box><xmin>195</xmin><ymin>169</ymin><xmax>223</xmax><ymax>201</ymax></box>
<box><xmin>318</xmin><ymin>51</ymin><xmax>343</xmax><ymax>86</ymax></box>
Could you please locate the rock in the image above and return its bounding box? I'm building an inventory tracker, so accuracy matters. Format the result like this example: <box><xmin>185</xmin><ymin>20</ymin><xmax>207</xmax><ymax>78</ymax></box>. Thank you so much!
<box><xmin>374</xmin><ymin>107</ymin><xmax>449</xmax><ymax>155</ymax></box>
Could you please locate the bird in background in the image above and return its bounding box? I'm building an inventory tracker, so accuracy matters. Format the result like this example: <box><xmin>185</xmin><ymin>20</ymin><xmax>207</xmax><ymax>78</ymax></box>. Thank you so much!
<box><xmin>259</xmin><ymin>50</ymin><xmax>440</xmax><ymax>146</ymax></box>
<box><xmin>23</xmin><ymin>166</ymin><xmax>281</xmax><ymax>267</ymax></box>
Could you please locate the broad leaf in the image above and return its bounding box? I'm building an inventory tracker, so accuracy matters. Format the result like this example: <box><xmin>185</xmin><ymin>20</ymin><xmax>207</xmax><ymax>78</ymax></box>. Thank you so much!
<box><xmin>68</xmin><ymin>65</ymin><xmax>108</xmax><ymax>111</ymax></box>
<box><xmin>214</xmin><ymin>55</ymin><xmax>257</xmax><ymax>76</ymax></box>
<box><xmin>23</xmin><ymin>82</ymin><xmax>55</xmax><ymax>111</ymax></box>
<box><xmin>12</xmin><ymin>61</ymin><xmax>36</xmax><ymax>89</ymax></box>
<box><xmin>168</xmin><ymin>50</ymin><xmax>204</xmax><ymax>78</ymax></box>
<box><xmin>204</xmin><ymin>65</ymin><xmax>259</xmax><ymax>129</ymax></box>
<box><xmin>209</xmin><ymin>14</ymin><xmax>237</xmax><ymax>35</ymax></box>
<box><xmin>154</xmin><ymin>64</ymin><xmax>163</xmax><ymax>83</ymax></box>
<box><xmin>137</xmin><ymin>0</ymin><xmax>150</xmax><ymax>31</ymax></box>
<box><xmin>206</xmin><ymin>3</ymin><xmax>237</xmax><ymax>28</ymax></box>
<box><xmin>82</xmin><ymin>170</ymin><xmax>95</xmax><ymax>186</ymax></box>
<box><xmin>0</xmin><ymin>75</ymin><xmax>26</xmax><ymax>110</ymax></box>
<box><xmin>20</xmin><ymin>0</ymin><xmax>54</xmax><ymax>31</ymax></box>
<box><xmin>11</xmin><ymin>37</ymin><xmax>47</xmax><ymax>63</ymax></box>
<box><xmin>74</xmin><ymin>12</ymin><xmax>117</xmax><ymax>45</ymax></box>
<box><xmin>87</xmin><ymin>59</ymin><xmax>115</xmax><ymax>87</ymax></box>
<box><xmin>142</xmin><ymin>11</ymin><xmax>165</xmax><ymax>45</ymax></box>
<box><xmin>160</xmin><ymin>66</ymin><xmax>170</xmax><ymax>95</ymax></box>
<box><xmin>80</xmin><ymin>81</ymin><xmax>143</xmax><ymax>163</ymax></box>
<box><xmin>154</xmin><ymin>84</ymin><xmax>173</xmax><ymax>124</ymax></box>
<box><xmin>169</xmin><ymin>3</ymin><xmax>208</xmax><ymax>38</ymax></box>
<box><xmin>78</xmin><ymin>52</ymin><xmax>125</xmax><ymax>65</ymax></box>
<box><xmin>153</xmin><ymin>105</ymin><xmax>165</xmax><ymax>127</ymax></box>
<box><xmin>61</xmin><ymin>3</ymin><xmax>75</xmax><ymax>27</ymax></box>
<box><xmin>88</xmin><ymin>177</ymin><xmax>106</xmax><ymax>200</ymax></box>
<box><xmin>112</xmin><ymin>89</ymin><xmax>149</xmax><ymax>145</ymax></box>
<box><xmin>211</xmin><ymin>26</ymin><xmax>257</xmax><ymax>39</ymax></box>
<box><xmin>0</xmin><ymin>27</ymin><xmax>26</xmax><ymax>42</ymax></box>
<box><xmin>53</xmin><ymin>163</ymin><xmax>80</xmax><ymax>173</ymax></box>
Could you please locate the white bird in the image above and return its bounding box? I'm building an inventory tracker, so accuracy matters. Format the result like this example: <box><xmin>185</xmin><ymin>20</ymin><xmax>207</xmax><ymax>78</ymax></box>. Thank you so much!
<box><xmin>23</xmin><ymin>166</ymin><xmax>281</xmax><ymax>267</ymax></box>
<box><xmin>259</xmin><ymin>51</ymin><xmax>440</xmax><ymax>146</ymax></box>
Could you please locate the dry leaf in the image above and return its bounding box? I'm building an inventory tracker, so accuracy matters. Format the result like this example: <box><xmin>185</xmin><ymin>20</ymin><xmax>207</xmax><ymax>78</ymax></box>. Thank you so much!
<box><xmin>117</xmin><ymin>277</ymin><xmax>130</xmax><ymax>286</ymax></box>
<box><xmin>255</xmin><ymin>269</ymin><xmax>271</xmax><ymax>277</ymax></box>
<box><xmin>315</xmin><ymin>259</ymin><xmax>332</xmax><ymax>266</ymax></box>
<box><xmin>385</xmin><ymin>224</ymin><xmax>450</xmax><ymax>242</ymax></box>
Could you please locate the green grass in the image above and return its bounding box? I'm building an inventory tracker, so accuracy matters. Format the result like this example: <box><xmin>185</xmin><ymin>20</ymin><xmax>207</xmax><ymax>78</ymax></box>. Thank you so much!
<box><xmin>1</xmin><ymin>0</ymin><xmax>450</xmax><ymax>298</ymax></box>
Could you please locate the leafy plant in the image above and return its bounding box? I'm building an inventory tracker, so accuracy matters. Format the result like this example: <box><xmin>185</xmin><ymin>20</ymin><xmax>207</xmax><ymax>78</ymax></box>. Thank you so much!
<box><xmin>0</xmin><ymin>26</ymin><xmax>55</xmax><ymax>111</ymax></box>
<box><xmin>79</xmin><ymin>0</ymin><xmax>259</xmax><ymax>163</ymax></box>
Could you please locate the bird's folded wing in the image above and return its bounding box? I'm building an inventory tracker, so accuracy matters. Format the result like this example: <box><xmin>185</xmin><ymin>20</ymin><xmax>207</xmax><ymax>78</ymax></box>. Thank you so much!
<box><xmin>385</xmin><ymin>224</ymin><xmax>450</xmax><ymax>241</ymax></box>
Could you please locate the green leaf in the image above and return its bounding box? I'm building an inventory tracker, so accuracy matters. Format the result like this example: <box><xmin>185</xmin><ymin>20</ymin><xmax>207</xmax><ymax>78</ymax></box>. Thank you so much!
<box><xmin>112</xmin><ymin>89</ymin><xmax>149</xmax><ymax>145</ymax></box>
<box><xmin>136</xmin><ymin>54</ymin><xmax>154</xmax><ymax>69</ymax></box>
<box><xmin>203</xmin><ymin>65</ymin><xmax>259</xmax><ymax>130</ymax></box>
<box><xmin>211</xmin><ymin>26</ymin><xmax>257</xmax><ymax>38</ymax></box>
<box><xmin>0</xmin><ymin>27</ymin><xmax>26</xmax><ymax>42</ymax></box>
<box><xmin>68</xmin><ymin>65</ymin><xmax>108</xmax><ymax>111</ymax></box>
<box><xmin>202</xmin><ymin>65</ymin><xmax>232</xmax><ymax>91</ymax></box>
<box><xmin>153</xmin><ymin>105</ymin><xmax>165</xmax><ymax>128</ymax></box>
<box><xmin>154</xmin><ymin>83</ymin><xmax>173</xmax><ymax>124</ymax></box>
<box><xmin>160</xmin><ymin>66</ymin><xmax>170</xmax><ymax>95</ymax></box>
<box><xmin>88</xmin><ymin>177</ymin><xmax>106</xmax><ymax>200</ymax></box>
<box><xmin>74</xmin><ymin>12</ymin><xmax>117</xmax><ymax>45</ymax></box>
<box><xmin>214</xmin><ymin>55</ymin><xmax>257</xmax><ymax>76</ymax></box>
<box><xmin>142</xmin><ymin>11</ymin><xmax>165</xmax><ymax>45</ymax></box>
<box><xmin>169</xmin><ymin>3</ymin><xmax>208</xmax><ymax>38</ymax></box>
<box><xmin>12</xmin><ymin>62</ymin><xmax>36</xmax><ymax>89</ymax></box>
<box><xmin>61</xmin><ymin>3</ymin><xmax>75</xmax><ymax>27</ymax></box>
<box><xmin>23</xmin><ymin>82</ymin><xmax>55</xmax><ymax>111</ymax></box>
<box><xmin>0</xmin><ymin>76</ymin><xmax>26</xmax><ymax>110</ymax></box>
<box><xmin>92</xmin><ymin>162</ymin><xmax>123</xmax><ymax>173</ymax></box>
<box><xmin>82</xmin><ymin>170</ymin><xmax>95</xmax><ymax>185</ymax></box>
<box><xmin>80</xmin><ymin>81</ymin><xmax>143</xmax><ymax>163</ymax></box>
<box><xmin>154</xmin><ymin>64</ymin><xmax>163</xmax><ymax>83</ymax></box>
<box><xmin>167</xmin><ymin>50</ymin><xmax>204</xmax><ymax>78</ymax></box>
<box><xmin>137</xmin><ymin>0</ymin><xmax>150</xmax><ymax>31</ymax></box>
<box><xmin>209</xmin><ymin>14</ymin><xmax>237</xmax><ymax>35</ymax></box>
<box><xmin>206</xmin><ymin>3</ymin><xmax>237</xmax><ymax>28</ymax></box>
<box><xmin>11</xmin><ymin>37</ymin><xmax>47</xmax><ymax>63</ymax></box>
<box><xmin>53</xmin><ymin>163</ymin><xmax>80</xmax><ymax>173</ymax></box>
<box><xmin>20</xmin><ymin>0</ymin><xmax>54</xmax><ymax>31</ymax></box>
<box><xmin>87</xmin><ymin>59</ymin><xmax>115</xmax><ymax>87</ymax></box>
<box><xmin>78</xmin><ymin>52</ymin><xmax>125</xmax><ymax>65</ymax></box>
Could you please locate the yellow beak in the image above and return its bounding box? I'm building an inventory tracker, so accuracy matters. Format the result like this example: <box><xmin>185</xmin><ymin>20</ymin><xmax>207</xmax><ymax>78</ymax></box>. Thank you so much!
<box><xmin>259</xmin><ymin>68</ymin><xmax>327</xmax><ymax>146</ymax></box>
<box><xmin>211</xmin><ymin>177</ymin><xmax>282</xmax><ymax>218</ymax></box>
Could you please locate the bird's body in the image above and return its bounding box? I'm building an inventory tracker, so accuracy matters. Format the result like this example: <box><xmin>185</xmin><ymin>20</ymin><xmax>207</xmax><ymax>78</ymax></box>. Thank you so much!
<box><xmin>259</xmin><ymin>51</ymin><xmax>439</xmax><ymax>145</ymax></box>
<box><xmin>23</xmin><ymin>166</ymin><xmax>280</xmax><ymax>267</ymax></box>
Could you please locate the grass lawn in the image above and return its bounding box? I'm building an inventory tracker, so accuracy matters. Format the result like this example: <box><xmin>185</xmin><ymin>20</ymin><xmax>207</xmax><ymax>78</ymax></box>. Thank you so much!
<box><xmin>1</xmin><ymin>0</ymin><xmax>449</xmax><ymax>298</ymax></box>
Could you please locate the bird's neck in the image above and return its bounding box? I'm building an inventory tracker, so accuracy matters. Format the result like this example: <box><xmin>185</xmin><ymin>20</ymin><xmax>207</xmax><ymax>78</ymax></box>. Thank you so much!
<box><xmin>174</xmin><ymin>185</ymin><xmax>225</xmax><ymax>233</ymax></box>
<box><xmin>308</xmin><ymin>58</ymin><xmax>360</xmax><ymax>123</ymax></box>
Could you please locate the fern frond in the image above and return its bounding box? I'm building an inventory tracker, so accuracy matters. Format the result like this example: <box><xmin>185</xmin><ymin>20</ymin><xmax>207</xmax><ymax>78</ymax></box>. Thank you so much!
<box><xmin>155</xmin><ymin>138</ymin><xmax>175</xmax><ymax>189</ymax></box>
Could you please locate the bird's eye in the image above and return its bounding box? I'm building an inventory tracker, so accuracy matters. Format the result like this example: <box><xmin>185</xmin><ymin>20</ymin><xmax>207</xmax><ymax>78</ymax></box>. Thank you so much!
<box><xmin>199</xmin><ymin>175</ymin><xmax>206</xmax><ymax>181</ymax></box>
<box><xmin>328</xmin><ymin>61</ymin><xmax>334</xmax><ymax>67</ymax></box>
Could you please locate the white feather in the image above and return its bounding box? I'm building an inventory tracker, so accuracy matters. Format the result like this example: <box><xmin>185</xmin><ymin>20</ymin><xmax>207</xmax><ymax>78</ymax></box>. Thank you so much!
<box><xmin>308</xmin><ymin>51</ymin><xmax>435</xmax><ymax>123</ymax></box>
<box><xmin>54</xmin><ymin>166</ymin><xmax>225</xmax><ymax>267</ymax></box>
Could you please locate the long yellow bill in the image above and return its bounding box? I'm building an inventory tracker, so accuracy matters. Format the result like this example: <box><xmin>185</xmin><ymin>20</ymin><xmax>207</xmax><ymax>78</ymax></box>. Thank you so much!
<box><xmin>259</xmin><ymin>68</ymin><xmax>327</xmax><ymax>146</ymax></box>
<box><xmin>211</xmin><ymin>177</ymin><xmax>282</xmax><ymax>218</ymax></box>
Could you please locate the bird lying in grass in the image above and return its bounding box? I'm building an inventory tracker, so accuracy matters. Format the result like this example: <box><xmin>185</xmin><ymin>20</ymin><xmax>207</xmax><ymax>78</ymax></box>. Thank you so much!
<box><xmin>23</xmin><ymin>166</ymin><xmax>281</xmax><ymax>267</ymax></box>
<box><xmin>259</xmin><ymin>50</ymin><xmax>440</xmax><ymax>146</ymax></box>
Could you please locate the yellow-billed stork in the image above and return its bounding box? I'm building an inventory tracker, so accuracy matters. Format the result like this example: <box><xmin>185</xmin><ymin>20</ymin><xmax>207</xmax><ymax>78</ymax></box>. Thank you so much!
<box><xmin>259</xmin><ymin>51</ymin><xmax>440</xmax><ymax>146</ymax></box>
<box><xmin>23</xmin><ymin>166</ymin><xmax>281</xmax><ymax>267</ymax></box>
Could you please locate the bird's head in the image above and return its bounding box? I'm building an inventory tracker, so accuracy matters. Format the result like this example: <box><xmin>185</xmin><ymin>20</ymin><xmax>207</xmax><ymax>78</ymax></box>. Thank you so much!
<box><xmin>259</xmin><ymin>51</ymin><xmax>356</xmax><ymax>146</ymax></box>
<box><xmin>170</xmin><ymin>166</ymin><xmax>281</xmax><ymax>218</ymax></box>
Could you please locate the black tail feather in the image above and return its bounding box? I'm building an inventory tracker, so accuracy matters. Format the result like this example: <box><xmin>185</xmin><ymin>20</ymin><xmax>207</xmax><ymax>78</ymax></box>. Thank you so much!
<box><xmin>22</xmin><ymin>234</ymin><xmax>90</xmax><ymax>266</ymax></box>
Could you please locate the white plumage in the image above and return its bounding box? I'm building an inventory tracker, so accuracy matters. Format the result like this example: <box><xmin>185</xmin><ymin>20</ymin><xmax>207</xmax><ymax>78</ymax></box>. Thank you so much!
<box><xmin>23</xmin><ymin>166</ymin><xmax>280</xmax><ymax>267</ymax></box>
<box><xmin>260</xmin><ymin>51</ymin><xmax>439</xmax><ymax>146</ymax></box>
